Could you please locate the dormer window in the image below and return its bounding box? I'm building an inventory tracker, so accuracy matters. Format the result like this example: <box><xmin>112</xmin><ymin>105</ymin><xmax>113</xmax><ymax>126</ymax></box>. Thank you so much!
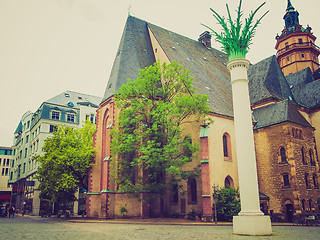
<box><xmin>67</xmin><ymin>113</ymin><xmax>75</xmax><ymax>123</ymax></box>
<box><xmin>51</xmin><ymin>110</ymin><xmax>60</xmax><ymax>120</ymax></box>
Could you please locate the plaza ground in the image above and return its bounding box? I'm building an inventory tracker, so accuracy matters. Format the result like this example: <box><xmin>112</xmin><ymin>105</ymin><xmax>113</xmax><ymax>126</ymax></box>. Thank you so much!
<box><xmin>0</xmin><ymin>215</ymin><xmax>319</xmax><ymax>240</ymax></box>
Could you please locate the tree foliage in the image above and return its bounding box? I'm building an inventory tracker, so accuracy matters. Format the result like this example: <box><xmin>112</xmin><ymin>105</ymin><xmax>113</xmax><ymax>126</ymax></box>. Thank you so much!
<box><xmin>213</xmin><ymin>187</ymin><xmax>241</xmax><ymax>222</ymax></box>
<box><xmin>35</xmin><ymin>121</ymin><xmax>96</xmax><ymax>205</ymax></box>
<box><xmin>202</xmin><ymin>0</ymin><xmax>268</xmax><ymax>60</ymax></box>
<box><xmin>110</xmin><ymin>61</ymin><xmax>211</xmax><ymax>197</ymax></box>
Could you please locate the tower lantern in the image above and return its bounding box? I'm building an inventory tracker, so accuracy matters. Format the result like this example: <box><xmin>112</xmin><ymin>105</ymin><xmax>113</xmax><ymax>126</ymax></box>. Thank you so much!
<box><xmin>275</xmin><ymin>0</ymin><xmax>320</xmax><ymax>76</ymax></box>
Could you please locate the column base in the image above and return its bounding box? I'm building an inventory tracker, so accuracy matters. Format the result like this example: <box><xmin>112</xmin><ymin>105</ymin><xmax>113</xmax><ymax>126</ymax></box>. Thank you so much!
<box><xmin>233</xmin><ymin>215</ymin><xmax>272</xmax><ymax>236</ymax></box>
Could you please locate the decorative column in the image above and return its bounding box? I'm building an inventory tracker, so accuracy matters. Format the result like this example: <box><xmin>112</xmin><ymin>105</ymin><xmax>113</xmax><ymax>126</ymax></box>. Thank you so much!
<box><xmin>227</xmin><ymin>59</ymin><xmax>271</xmax><ymax>235</ymax></box>
<box><xmin>203</xmin><ymin>0</ymin><xmax>271</xmax><ymax>235</ymax></box>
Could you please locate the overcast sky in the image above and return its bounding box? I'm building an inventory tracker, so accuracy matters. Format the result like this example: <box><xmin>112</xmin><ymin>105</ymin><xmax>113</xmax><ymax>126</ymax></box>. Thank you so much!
<box><xmin>0</xmin><ymin>0</ymin><xmax>319</xmax><ymax>147</ymax></box>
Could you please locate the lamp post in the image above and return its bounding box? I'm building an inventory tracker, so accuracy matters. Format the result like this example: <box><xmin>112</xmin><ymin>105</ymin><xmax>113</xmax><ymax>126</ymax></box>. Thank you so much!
<box><xmin>212</xmin><ymin>185</ymin><xmax>218</xmax><ymax>224</ymax></box>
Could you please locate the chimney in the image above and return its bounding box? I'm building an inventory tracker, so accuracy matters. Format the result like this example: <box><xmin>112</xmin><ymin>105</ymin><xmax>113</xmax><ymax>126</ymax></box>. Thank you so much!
<box><xmin>198</xmin><ymin>31</ymin><xmax>212</xmax><ymax>48</ymax></box>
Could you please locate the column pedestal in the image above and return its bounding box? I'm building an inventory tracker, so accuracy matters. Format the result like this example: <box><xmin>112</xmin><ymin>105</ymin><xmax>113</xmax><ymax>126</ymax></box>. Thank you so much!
<box><xmin>233</xmin><ymin>215</ymin><xmax>272</xmax><ymax>235</ymax></box>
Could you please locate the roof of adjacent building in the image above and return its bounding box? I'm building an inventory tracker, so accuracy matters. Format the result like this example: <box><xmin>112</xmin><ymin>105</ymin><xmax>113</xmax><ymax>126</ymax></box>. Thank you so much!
<box><xmin>45</xmin><ymin>90</ymin><xmax>101</xmax><ymax>108</ymax></box>
<box><xmin>253</xmin><ymin>99</ymin><xmax>313</xmax><ymax>129</ymax></box>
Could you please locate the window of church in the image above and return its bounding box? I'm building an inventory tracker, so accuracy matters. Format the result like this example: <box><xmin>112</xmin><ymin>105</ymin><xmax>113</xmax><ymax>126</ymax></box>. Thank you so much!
<box><xmin>187</xmin><ymin>178</ymin><xmax>197</xmax><ymax>204</ymax></box>
<box><xmin>305</xmin><ymin>173</ymin><xmax>311</xmax><ymax>189</ymax></box>
<box><xmin>310</xmin><ymin>149</ymin><xmax>316</xmax><ymax>166</ymax></box>
<box><xmin>222</xmin><ymin>133</ymin><xmax>232</xmax><ymax>160</ymax></box>
<box><xmin>301</xmin><ymin>148</ymin><xmax>307</xmax><ymax>165</ymax></box>
<box><xmin>279</xmin><ymin>147</ymin><xmax>288</xmax><ymax>164</ymax></box>
<box><xmin>313</xmin><ymin>174</ymin><xmax>319</xmax><ymax>189</ymax></box>
<box><xmin>282</xmin><ymin>174</ymin><xmax>290</xmax><ymax>189</ymax></box>
<box><xmin>301</xmin><ymin>199</ymin><xmax>305</xmax><ymax>211</ymax></box>
<box><xmin>172</xmin><ymin>184</ymin><xmax>179</xmax><ymax>205</ymax></box>
<box><xmin>309</xmin><ymin>199</ymin><xmax>312</xmax><ymax>210</ymax></box>
<box><xmin>224</xmin><ymin>176</ymin><xmax>234</xmax><ymax>188</ymax></box>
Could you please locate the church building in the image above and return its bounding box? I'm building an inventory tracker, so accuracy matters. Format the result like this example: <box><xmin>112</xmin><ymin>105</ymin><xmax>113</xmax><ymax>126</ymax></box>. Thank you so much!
<box><xmin>87</xmin><ymin>0</ymin><xmax>320</xmax><ymax>221</ymax></box>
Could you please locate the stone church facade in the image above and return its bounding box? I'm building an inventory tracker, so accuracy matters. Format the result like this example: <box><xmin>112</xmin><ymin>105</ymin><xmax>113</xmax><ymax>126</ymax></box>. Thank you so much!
<box><xmin>87</xmin><ymin>1</ymin><xmax>320</xmax><ymax>221</ymax></box>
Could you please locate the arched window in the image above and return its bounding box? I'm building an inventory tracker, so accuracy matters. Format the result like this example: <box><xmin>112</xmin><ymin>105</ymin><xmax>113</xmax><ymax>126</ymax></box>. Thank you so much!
<box><xmin>223</xmin><ymin>133</ymin><xmax>232</xmax><ymax>159</ymax></box>
<box><xmin>188</xmin><ymin>178</ymin><xmax>197</xmax><ymax>204</ymax></box>
<box><xmin>280</xmin><ymin>147</ymin><xmax>287</xmax><ymax>164</ymax></box>
<box><xmin>301</xmin><ymin>148</ymin><xmax>307</xmax><ymax>165</ymax></box>
<box><xmin>224</xmin><ymin>176</ymin><xmax>234</xmax><ymax>188</ymax></box>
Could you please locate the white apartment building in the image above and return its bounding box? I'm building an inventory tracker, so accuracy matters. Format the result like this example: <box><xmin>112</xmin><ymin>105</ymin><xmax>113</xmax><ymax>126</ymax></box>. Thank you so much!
<box><xmin>9</xmin><ymin>90</ymin><xmax>101</xmax><ymax>215</ymax></box>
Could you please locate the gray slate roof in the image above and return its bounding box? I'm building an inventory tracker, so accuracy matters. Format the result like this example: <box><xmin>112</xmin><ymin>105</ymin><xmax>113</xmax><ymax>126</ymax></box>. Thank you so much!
<box><xmin>248</xmin><ymin>56</ymin><xmax>294</xmax><ymax>105</ymax></box>
<box><xmin>101</xmin><ymin>17</ymin><xmax>156</xmax><ymax>103</ymax></box>
<box><xmin>286</xmin><ymin>67</ymin><xmax>320</xmax><ymax>109</ymax></box>
<box><xmin>46</xmin><ymin>90</ymin><xmax>101</xmax><ymax>108</ymax></box>
<box><xmin>102</xmin><ymin>16</ymin><xmax>233</xmax><ymax>117</ymax></box>
<box><xmin>253</xmin><ymin>99</ymin><xmax>312</xmax><ymax>129</ymax></box>
<box><xmin>102</xmin><ymin>16</ymin><xmax>320</xmax><ymax>126</ymax></box>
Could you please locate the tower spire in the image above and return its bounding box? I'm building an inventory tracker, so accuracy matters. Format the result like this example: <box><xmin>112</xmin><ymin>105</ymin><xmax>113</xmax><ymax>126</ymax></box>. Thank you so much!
<box><xmin>286</xmin><ymin>0</ymin><xmax>295</xmax><ymax>12</ymax></box>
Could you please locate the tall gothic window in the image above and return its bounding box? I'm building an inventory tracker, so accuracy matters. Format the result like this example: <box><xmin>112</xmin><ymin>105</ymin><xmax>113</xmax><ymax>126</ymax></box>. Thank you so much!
<box><xmin>188</xmin><ymin>178</ymin><xmax>197</xmax><ymax>204</ymax></box>
<box><xmin>223</xmin><ymin>133</ymin><xmax>232</xmax><ymax>159</ymax></box>
<box><xmin>280</xmin><ymin>147</ymin><xmax>287</xmax><ymax>164</ymax></box>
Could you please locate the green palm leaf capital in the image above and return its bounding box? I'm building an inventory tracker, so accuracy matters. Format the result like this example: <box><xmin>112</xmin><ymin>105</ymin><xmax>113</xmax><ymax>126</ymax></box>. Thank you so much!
<box><xmin>202</xmin><ymin>0</ymin><xmax>268</xmax><ymax>61</ymax></box>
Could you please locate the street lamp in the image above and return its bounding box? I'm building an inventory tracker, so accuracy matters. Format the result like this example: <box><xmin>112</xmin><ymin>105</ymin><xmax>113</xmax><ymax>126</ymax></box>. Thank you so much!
<box><xmin>212</xmin><ymin>184</ymin><xmax>218</xmax><ymax>224</ymax></box>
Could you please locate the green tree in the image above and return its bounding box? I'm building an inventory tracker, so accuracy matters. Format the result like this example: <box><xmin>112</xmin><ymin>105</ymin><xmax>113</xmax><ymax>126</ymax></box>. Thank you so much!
<box><xmin>35</xmin><ymin>121</ymin><xmax>96</xmax><ymax>210</ymax></box>
<box><xmin>213</xmin><ymin>187</ymin><xmax>241</xmax><ymax>222</ymax></box>
<box><xmin>111</xmin><ymin>61</ymin><xmax>211</xmax><ymax>200</ymax></box>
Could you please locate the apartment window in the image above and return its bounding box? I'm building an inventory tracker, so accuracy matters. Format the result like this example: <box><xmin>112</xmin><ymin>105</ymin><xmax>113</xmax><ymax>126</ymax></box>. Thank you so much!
<box><xmin>49</xmin><ymin>125</ymin><xmax>57</xmax><ymax>133</ymax></box>
<box><xmin>283</xmin><ymin>174</ymin><xmax>290</xmax><ymax>188</ymax></box>
<box><xmin>26</xmin><ymin>135</ymin><xmax>29</xmax><ymax>143</ymax></box>
<box><xmin>2</xmin><ymin>159</ymin><xmax>5</xmax><ymax>166</ymax></box>
<box><xmin>24</xmin><ymin>148</ymin><xmax>28</xmax><ymax>158</ymax></box>
<box><xmin>11</xmin><ymin>160</ymin><xmax>14</xmax><ymax>168</ymax></box>
<box><xmin>6</xmin><ymin>159</ymin><xmax>9</xmax><ymax>166</ymax></box>
<box><xmin>0</xmin><ymin>158</ymin><xmax>2</xmax><ymax>165</ymax></box>
<box><xmin>90</xmin><ymin>114</ymin><xmax>94</xmax><ymax>123</ymax></box>
<box><xmin>5</xmin><ymin>168</ymin><xmax>8</xmax><ymax>176</ymax></box>
<box><xmin>280</xmin><ymin>147</ymin><xmax>287</xmax><ymax>164</ymax></box>
<box><xmin>10</xmin><ymin>172</ymin><xmax>13</xmax><ymax>181</ymax></box>
<box><xmin>27</xmin><ymin>120</ymin><xmax>30</xmax><ymax>128</ymax></box>
<box><xmin>67</xmin><ymin>114</ymin><xmax>75</xmax><ymax>123</ymax></box>
<box><xmin>1</xmin><ymin>168</ymin><xmax>4</xmax><ymax>176</ymax></box>
<box><xmin>51</xmin><ymin>111</ymin><xmax>60</xmax><ymax>120</ymax></box>
<box><xmin>305</xmin><ymin>173</ymin><xmax>310</xmax><ymax>189</ymax></box>
<box><xmin>23</xmin><ymin>163</ymin><xmax>26</xmax><ymax>174</ymax></box>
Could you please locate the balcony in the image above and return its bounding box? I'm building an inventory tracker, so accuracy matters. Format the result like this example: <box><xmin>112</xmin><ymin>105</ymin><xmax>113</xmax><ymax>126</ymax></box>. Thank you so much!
<box><xmin>276</xmin><ymin>42</ymin><xmax>320</xmax><ymax>57</ymax></box>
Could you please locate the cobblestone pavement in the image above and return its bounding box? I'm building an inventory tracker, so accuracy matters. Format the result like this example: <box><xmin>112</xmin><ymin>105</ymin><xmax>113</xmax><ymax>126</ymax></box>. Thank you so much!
<box><xmin>0</xmin><ymin>215</ymin><xmax>319</xmax><ymax>240</ymax></box>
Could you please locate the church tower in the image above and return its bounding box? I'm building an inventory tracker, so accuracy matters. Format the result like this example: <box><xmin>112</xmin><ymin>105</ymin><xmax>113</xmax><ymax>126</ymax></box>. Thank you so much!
<box><xmin>275</xmin><ymin>0</ymin><xmax>320</xmax><ymax>76</ymax></box>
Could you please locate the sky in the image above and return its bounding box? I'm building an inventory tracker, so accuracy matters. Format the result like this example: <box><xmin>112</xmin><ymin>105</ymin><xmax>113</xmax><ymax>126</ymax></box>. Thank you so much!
<box><xmin>0</xmin><ymin>0</ymin><xmax>319</xmax><ymax>147</ymax></box>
